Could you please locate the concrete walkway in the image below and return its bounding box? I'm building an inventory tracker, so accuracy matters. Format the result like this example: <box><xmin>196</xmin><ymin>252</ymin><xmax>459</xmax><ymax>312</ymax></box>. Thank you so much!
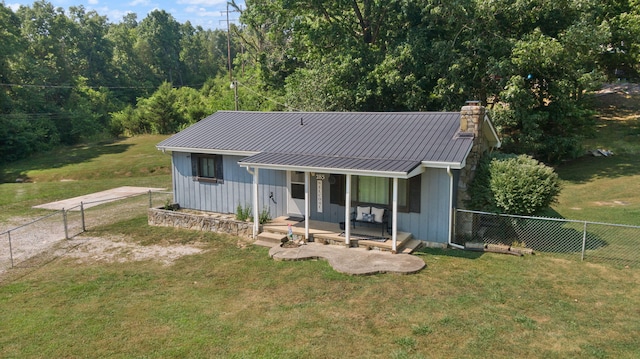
<box><xmin>265</xmin><ymin>242</ymin><xmax>426</xmax><ymax>275</ymax></box>
<box><xmin>33</xmin><ymin>186</ymin><xmax>166</xmax><ymax>211</ymax></box>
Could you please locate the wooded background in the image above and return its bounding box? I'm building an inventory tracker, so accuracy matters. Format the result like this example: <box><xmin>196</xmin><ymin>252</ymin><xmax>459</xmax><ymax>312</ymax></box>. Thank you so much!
<box><xmin>1</xmin><ymin>0</ymin><xmax>639</xmax><ymax>164</ymax></box>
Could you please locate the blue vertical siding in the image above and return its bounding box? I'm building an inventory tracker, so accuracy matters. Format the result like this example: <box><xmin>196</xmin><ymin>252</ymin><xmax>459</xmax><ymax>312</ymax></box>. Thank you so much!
<box><xmin>306</xmin><ymin>170</ymin><xmax>452</xmax><ymax>243</ymax></box>
<box><xmin>404</xmin><ymin>168</ymin><xmax>452</xmax><ymax>243</ymax></box>
<box><xmin>172</xmin><ymin>152</ymin><xmax>452</xmax><ymax>243</ymax></box>
<box><xmin>172</xmin><ymin>152</ymin><xmax>288</xmax><ymax>218</ymax></box>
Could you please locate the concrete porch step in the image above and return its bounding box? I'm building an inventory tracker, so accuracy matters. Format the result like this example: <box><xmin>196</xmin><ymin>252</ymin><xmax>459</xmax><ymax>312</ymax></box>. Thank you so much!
<box><xmin>399</xmin><ymin>239</ymin><xmax>424</xmax><ymax>254</ymax></box>
<box><xmin>256</xmin><ymin>231</ymin><xmax>287</xmax><ymax>245</ymax></box>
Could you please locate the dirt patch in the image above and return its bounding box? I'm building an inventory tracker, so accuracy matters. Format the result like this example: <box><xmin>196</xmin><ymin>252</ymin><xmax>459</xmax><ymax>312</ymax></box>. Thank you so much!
<box><xmin>593</xmin><ymin>200</ymin><xmax>631</xmax><ymax>206</ymax></box>
<box><xmin>594</xmin><ymin>83</ymin><xmax>640</xmax><ymax>112</ymax></box>
<box><xmin>596</xmin><ymin>83</ymin><xmax>640</xmax><ymax>96</ymax></box>
<box><xmin>63</xmin><ymin>235</ymin><xmax>204</xmax><ymax>266</ymax></box>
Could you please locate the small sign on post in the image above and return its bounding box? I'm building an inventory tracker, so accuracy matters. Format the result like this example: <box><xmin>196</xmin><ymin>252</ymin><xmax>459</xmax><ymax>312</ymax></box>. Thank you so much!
<box><xmin>316</xmin><ymin>178</ymin><xmax>323</xmax><ymax>213</ymax></box>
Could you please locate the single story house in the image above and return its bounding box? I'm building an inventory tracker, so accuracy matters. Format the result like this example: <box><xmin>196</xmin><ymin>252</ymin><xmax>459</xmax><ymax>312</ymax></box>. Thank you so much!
<box><xmin>156</xmin><ymin>102</ymin><xmax>501</xmax><ymax>251</ymax></box>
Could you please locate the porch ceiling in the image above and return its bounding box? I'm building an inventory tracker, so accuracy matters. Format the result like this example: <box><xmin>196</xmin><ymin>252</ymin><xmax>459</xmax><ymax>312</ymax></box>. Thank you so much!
<box><xmin>238</xmin><ymin>152</ymin><xmax>422</xmax><ymax>177</ymax></box>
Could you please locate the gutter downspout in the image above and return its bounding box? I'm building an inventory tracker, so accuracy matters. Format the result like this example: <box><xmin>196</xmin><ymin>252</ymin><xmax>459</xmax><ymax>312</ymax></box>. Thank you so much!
<box><xmin>246</xmin><ymin>167</ymin><xmax>259</xmax><ymax>239</ymax></box>
<box><xmin>447</xmin><ymin>166</ymin><xmax>464</xmax><ymax>249</ymax></box>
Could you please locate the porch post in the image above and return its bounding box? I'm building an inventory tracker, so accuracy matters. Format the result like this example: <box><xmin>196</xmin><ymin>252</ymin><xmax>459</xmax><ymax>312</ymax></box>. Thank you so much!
<box><xmin>253</xmin><ymin>167</ymin><xmax>259</xmax><ymax>239</ymax></box>
<box><xmin>345</xmin><ymin>174</ymin><xmax>352</xmax><ymax>246</ymax></box>
<box><xmin>304</xmin><ymin>171</ymin><xmax>310</xmax><ymax>240</ymax></box>
<box><xmin>392</xmin><ymin>177</ymin><xmax>398</xmax><ymax>253</ymax></box>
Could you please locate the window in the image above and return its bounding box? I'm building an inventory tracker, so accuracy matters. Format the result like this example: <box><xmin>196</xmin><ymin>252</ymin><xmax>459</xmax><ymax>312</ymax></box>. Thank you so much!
<box><xmin>290</xmin><ymin>171</ymin><xmax>305</xmax><ymax>199</ymax></box>
<box><xmin>328</xmin><ymin>174</ymin><xmax>421</xmax><ymax>213</ymax></box>
<box><xmin>358</xmin><ymin>176</ymin><xmax>389</xmax><ymax>205</ymax></box>
<box><xmin>191</xmin><ymin>154</ymin><xmax>224</xmax><ymax>183</ymax></box>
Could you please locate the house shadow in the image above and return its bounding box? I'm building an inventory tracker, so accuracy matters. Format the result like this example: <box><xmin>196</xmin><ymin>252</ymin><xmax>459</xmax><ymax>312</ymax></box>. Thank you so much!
<box><xmin>1</xmin><ymin>138</ymin><xmax>132</xmax><ymax>183</ymax></box>
<box><xmin>415</xmin><ymin>247</ymin><xmax>485</xmax><ymax>260</ymax></box>
<box><xmin>479</xmin><ymin>213</ymin><xmax>607</xmax><ymax>254</ymax></box>
<box><xmin>557</xmin><ymin>155</ymin><xmax>640</xmax><ymax>184</ymax></box>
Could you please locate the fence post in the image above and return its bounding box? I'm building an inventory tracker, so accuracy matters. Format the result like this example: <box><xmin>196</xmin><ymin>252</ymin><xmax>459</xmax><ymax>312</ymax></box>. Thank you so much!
<box><xmin>148</xmin><ymin>190</ymin><xmax>152</xmax><ymax>208</ymax></box>
<box><xmin>581</xmin><ymin>221</ymin><xmax>587</xmax><ymax>261</ymax></box>
<box><xmin>80</xmin><ymin>201</ymin><xmax>86</xmax><ymax>232</ymax></box>
<box><xmin>8</xmin><ymin>230</ymin><xmax>14</xmax><ymax>268</ymax></box>
<box><xmin>63</xmin><ymin>209</ymin><xmax>69</xmax><ymax>240</ymax></box>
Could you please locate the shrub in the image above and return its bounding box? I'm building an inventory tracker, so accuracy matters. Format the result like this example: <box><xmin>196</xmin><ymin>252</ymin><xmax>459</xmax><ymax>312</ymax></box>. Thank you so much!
<box><xmin>258</xmin><ymin>206</ymin><xmax>272</xmax><ymax>224</ymax></box>
<box><xmin>467</xmin><ymin>153</ymin><xmax>561</xmax><ymax>215</ymax></box>
<box><xmin>235</xmin><ymin>203</ymin><xmax>252</xmax><ymax>221</ymax></box>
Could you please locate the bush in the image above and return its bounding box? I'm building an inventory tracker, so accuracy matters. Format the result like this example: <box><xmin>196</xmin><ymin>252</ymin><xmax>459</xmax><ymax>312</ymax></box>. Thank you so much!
<box><xmin>235</xmin><ymin>203</ymin><xmax>252</xmax><ymax>221</ymax></box>
<box><xmin>467</xmin><ymin>153</ymin><xmax>561</xmax><ymax>215</ymax></box>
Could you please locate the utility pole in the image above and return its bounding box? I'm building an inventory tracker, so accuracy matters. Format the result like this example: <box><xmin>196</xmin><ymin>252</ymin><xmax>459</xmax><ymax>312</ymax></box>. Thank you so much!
<box><xmin>221</xmin><ymin>2</ymin><xmax>240</xmax><ymax>110</ymax></box>
<box><xmin>226</xmin><ymin>2</ymin><xmax>233</xmax><ymax>82</ymax></box>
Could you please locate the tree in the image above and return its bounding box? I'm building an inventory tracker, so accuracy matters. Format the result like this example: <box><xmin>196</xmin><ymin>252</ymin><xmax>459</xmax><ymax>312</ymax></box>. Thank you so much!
<box><xmin>68</xmin><ymin>6</ymin><xmax>114</xmax><ymax>86</ymax></box>
<box><xmin>493</xmin><ymin>17</ymin><xmax>610</xmax><ymax>163</ymax></box>
<box><xmin>137</xmin><ymin>10</ymin><xmax>183</xmax><ymax>86</ymax></box>
<box><xmin>179</xmin><ymin>23</ymin><xmax>221</xmax><ymax>86</ymax></box>
<box><xmin>0</xmin><ymin>3</ymin><xmax>23</xmax><ymax>113</ymax></box>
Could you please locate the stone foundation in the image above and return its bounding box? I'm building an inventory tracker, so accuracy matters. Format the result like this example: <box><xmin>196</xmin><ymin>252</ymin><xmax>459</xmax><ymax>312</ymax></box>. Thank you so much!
<box><xmin>148</xmin><ymin>207</ymin><xmax>256</xmax><ymax>239</ymax></box>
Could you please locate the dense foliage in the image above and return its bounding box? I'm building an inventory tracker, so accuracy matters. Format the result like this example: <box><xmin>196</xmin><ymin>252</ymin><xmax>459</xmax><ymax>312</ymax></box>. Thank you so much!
<box><xmin>1</xmin><ymin>0</ymin><xmax>640</xmax><ymax>165</ymax></box>
<box><xmin>0</xmin><ymin>1</ymin><xmax>236</xmax><ymax>163</ymax></box>
<box><xmin>467</xmin><ymin>153</ymin><xmax>562</xmax><ymax>215</ymax></box>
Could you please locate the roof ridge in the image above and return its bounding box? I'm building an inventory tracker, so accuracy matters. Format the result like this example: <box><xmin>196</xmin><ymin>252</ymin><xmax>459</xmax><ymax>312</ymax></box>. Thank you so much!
<box><xmin>216</xmin><ymin>110</ymin><xmax>461</xmax><ymax>115</ymax></box>
<box><xmin>252</xmin><ymin>151</ymin><xmax>426</xmax><ymax>162</ymax></box>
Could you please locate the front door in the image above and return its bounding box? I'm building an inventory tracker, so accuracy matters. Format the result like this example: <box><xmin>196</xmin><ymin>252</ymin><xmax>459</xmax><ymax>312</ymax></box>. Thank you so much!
<box><xmin>287</xmin><ymin>171</ymin><xmax>305</xmax><ymax>217</ymax></box>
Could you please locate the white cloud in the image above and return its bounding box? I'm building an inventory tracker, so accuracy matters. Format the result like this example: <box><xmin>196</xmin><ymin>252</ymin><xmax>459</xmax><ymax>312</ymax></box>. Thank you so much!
<box><xmin>197</xmin><ymin>11</ymin><xmax>222</xmax><ymax>17</ymax></box>
<box><xmin>129</xmin><ymin>0</ymin><xmax>151</xmax><ymax>6</ymax></box>
<box><xmin>88</xmin><ymin>0</ymin><xmax>99</xmax><ymax>5</ymax></box>
<box><xmin>93</xmin><ymin>6</ymin><xmax>135</xmax><ymax>22</ymax></box>
<box><xmin>7</xmin><ymin>3</ymin><xmax>22</xmax><ymax>11</ymax></box>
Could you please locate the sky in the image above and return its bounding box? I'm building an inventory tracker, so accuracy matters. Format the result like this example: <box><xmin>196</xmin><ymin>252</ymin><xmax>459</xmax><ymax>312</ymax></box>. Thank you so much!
<box><xmin>6</xmin><ymin>0</ymin><xmax>245</xmax><ymax>30</ymax></box>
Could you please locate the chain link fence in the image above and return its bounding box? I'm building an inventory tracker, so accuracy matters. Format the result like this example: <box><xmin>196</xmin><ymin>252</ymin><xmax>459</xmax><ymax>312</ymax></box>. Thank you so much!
<box><xmin>1</xmin><ymin>190</ymin><xmax>173</xmax><ymax>272</ymax></box>
<box><xmin>455</xmin><ymin>209</ymin><xmax>640</xmax><ymax>267</ymax></box>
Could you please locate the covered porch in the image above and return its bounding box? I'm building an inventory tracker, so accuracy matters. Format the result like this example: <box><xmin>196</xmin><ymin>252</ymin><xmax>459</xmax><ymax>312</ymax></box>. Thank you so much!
<box><xmin>260</xmin><ymin>217</ymin><xmax>423</xmax><ymax>254</ymax></box>
<box><xmin>240</xmin><ymin>152</ymin><xmax>427</xmax><ymax>254</ymax></box>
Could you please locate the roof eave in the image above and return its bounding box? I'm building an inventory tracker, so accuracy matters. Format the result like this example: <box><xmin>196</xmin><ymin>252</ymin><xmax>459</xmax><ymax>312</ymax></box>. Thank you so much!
<box><xmin>421</xmin><ymin>160</ymin><xmax>466</xmax><ymax>170</ymax></box>
<box><xmin>484</xmin><ymin>114</ymin><xmax>502</xmax><ymax>148</ymax></box>
<box><xmin>238</xmin><ymin>161</ymin><xmax>413</xmax><ymax>178</ymax></box>
<box><xmin>156</xmin><ymin>146</ymin><xmax>259</xmax><ymax>157</ymax></box>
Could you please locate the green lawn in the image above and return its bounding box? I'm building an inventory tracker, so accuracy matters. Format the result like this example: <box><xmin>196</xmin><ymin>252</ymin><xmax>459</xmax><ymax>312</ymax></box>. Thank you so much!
<box><xmin>0</xmin><ymin>218</ymin><xmax>638</xmax><ymax>358</ymax></box>
<box><xmin>0</xmin><ymin>135</ymin><xmax>172</xmax><ymax>221</ymax></box>
<box><xmin>550</xmin><ymin>93</ymin><xmax>640</xmax><ymax>225</ymax></box>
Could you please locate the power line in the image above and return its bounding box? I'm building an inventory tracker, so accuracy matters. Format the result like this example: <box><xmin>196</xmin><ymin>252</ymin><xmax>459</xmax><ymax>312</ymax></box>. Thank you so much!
<box><xmin>0</xmin><ymin>83</ymin><xmax>157</xmax><ymax>90</ymax></box>
<box><xmin>235</xmin><ymin>80</ymin><xmax>299</xmax><ymax>112</ymax></box>
<box><xmin>0</xmin><ymin>82</ymin><xmax>206</xmax><ymax>90</ymax></box>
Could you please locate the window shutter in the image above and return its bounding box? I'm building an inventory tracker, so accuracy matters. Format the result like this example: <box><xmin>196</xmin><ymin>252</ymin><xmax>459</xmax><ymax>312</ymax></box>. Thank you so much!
<box><xmin>409</xmin><ymin>175</ymin><xmax>421</xmax><ymax>213</ymax></box>
<box><xmin>191</xmin><ymin>155</ymin><xmax>198</xmax><ymax>180</ymax></box>
<box><xmin>329</xmin><ymin>174</ymin><xmax>345</xmax><ymax>205</ymax></box>
<box><xmin>215</xmin><ymin>155</ymin><xmax>224</xmax><ymax>183</ymax></box>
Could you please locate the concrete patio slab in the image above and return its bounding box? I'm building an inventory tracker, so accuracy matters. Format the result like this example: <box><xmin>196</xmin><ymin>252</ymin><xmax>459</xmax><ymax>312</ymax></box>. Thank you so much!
<box><xmin>267</xmin><ymin>242</ymin><xmax>426</xmax><ymax>275</ymax></box>
<box><xmin>33</xmin><ymin>186</ymin><xmax>166</xmax><ymax>211</ymax></box>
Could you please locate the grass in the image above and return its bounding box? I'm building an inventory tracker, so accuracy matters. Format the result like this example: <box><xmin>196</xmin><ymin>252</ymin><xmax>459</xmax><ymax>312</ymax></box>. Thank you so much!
<box><xmin>0</xmin><ymin>135</ymin><xmax>172</xmax><ymax>221</ymax></box>
<box><xmin>0</xmin><ymin>218</ymin><xmax>639</xmax><ymax>358</ymax></box>
<box><xmin>1</xmin><ymin>94</ymin><xmax>640</xmax><ymax>357</ymax></box>
<box><xmin>550</xmin><ymin>93</ymin><xmax>640</xmax><ymax>225</ymax></box>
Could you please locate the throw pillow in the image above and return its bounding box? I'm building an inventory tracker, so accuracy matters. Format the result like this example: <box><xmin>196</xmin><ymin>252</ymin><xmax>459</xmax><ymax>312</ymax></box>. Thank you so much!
<box><xmin>362</xmin><ymin>213</ymin><xmax>375</xmax><ymax>222</ymax></box>
<box><xmin>356</xmin><ymin>206</ymin><xmax>370</xmax><ymax>221</ymax></box>
<box><xmin>371</xmin><ymin>207</ymin><xmax>385</xmax><ymax>223</ymax></box>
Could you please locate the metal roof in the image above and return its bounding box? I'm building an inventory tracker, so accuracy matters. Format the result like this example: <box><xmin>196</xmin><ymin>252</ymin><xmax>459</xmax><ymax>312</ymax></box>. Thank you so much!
<box><xmin>157</xmin><ymin>111</ymin><xmax>475</xmax><ymax>174</ymax></box>
<box><xmin>239</xmin><ymin>152</ymin><xmax>422</xmax><ymax>177</ymax></box>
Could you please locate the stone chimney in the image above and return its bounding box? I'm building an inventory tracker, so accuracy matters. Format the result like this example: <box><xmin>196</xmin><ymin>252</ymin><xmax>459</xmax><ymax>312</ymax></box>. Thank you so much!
<box><xmin>457</xmin><ymin>101</ymin><xmax>488</xmax><ymax>209</ymax></box>
<box><xmin>460</xmin><ymin>100</ymin><xmax>484</xmax><ymax>137</ymax></box>
<box><xmin>455</xmin><ymin>101</ymin><xmax>490</xmax><ymax>243</ymax></box>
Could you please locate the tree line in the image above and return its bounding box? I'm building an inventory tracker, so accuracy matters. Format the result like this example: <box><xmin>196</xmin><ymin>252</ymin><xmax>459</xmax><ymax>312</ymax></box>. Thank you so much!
<box><xmin>1</xmin><ymin>0</ymin><xmax>639</xmax><ymax>166</ymax></box>
<box><xmin>0</xmin><ymin>1</ymin><xmax>235</xmax><ymax>163</ymax></box>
